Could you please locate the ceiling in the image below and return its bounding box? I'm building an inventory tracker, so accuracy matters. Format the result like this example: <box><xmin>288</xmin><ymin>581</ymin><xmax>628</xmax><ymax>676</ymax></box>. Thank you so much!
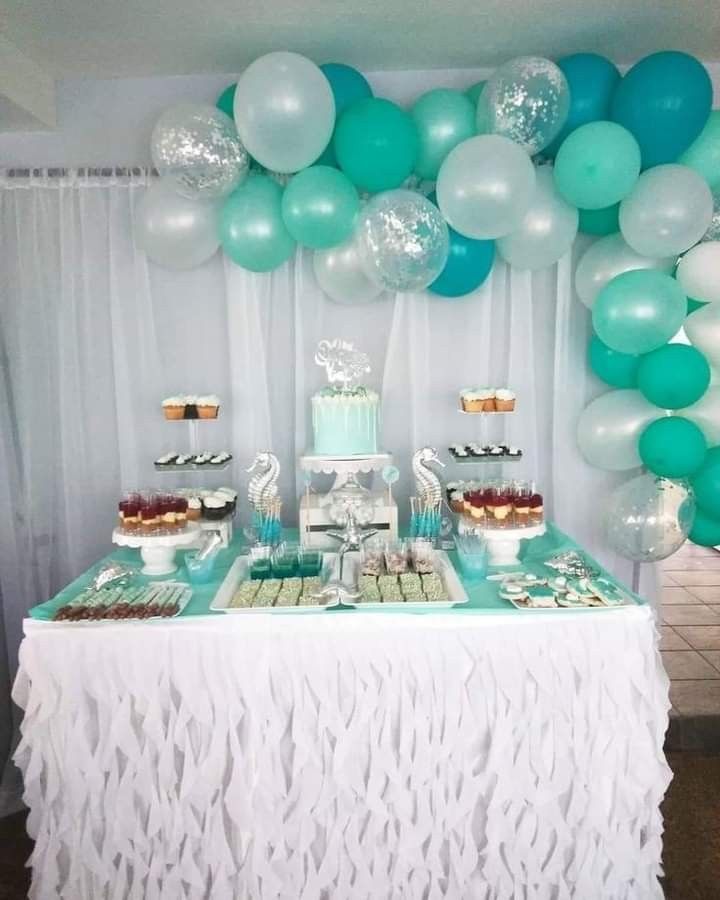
<box><xmin>2</xmin><ymin>0</ymin><xmax>720</xmax><ymax>79</ymax></box>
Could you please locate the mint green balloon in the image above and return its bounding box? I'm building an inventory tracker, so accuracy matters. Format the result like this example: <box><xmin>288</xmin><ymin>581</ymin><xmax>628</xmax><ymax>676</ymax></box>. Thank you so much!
<box><xmin>411</xmin><ymin>89</ymin><xmax>476</xmax><ymax>180</ymax></box>
<box><xmin>680</xmin><ymin>110</ymin><xmax>720</xmax><ymax>193</ymax></box>
<box><xmin>554</xmin><ymin>121</ymin><xmax>641</xmax><ymax>210</ymax></box>
<box><xmin>690</xmin><ymin>508</ymin><xmax>720</xmax><ymax>547</ymax></box>
<box><xmin>588</xmin><ymin>334</ymin><xmax>640</xmax><ymax>387</ymax></box>
<box><xmin>639</xmin><ymin>416</ymin><xmax>707</xmax><ymax>478</ymax></box>
<box><xmin>281</xmin><ymin>165</ymin><xmax>359</xmax><ymax>249</ymax></box>
<box><xmin>466</xmin><ymin>81</ymin><xmax>485</xmax><ymax>106</ymax></box>
<box><xmin>691</xmin><ymin>446</ymin><xmax>720</xmax><ymax>517</ymax></box>
<box><xmin>220</xmin><ymin>174</ymin><xmax>295</xmax><ymax>272</ymax></box>
<box><xmin>593</xmin><ymin>269</ymin><xmax>687</xmax><ymax>354</ymax></box>
<box><xmin>638</xmin><ymin>343</ymin><xmax>711</xmax><ymax>409</ymax></box>
<box><xmin>578</xmin><ymin>204</ymin><xmax>619</xmax><ymax>236</ymax></box>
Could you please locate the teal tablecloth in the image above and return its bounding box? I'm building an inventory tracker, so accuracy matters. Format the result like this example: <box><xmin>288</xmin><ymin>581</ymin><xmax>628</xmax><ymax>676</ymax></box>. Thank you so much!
<box><xmin>29</xmin><ymin>523</ymin><xmax>643</xmax><ymax>621</ymax></box>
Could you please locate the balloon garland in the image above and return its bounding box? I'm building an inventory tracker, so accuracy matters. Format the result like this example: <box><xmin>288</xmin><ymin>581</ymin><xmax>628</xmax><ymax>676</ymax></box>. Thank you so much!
<box><xmin>135</xmin><ymin>48</ymin><xmax>720</xmax><ymax>556</ymax></box>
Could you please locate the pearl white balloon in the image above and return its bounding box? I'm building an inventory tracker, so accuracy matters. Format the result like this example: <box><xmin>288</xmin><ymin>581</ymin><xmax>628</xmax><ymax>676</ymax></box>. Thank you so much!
<box><xmin>620</xmin><ymin>164</ymin><xmax>713</xmax><ymax>258</ymax></box>
<box><xmin>575</xmin><ymin>233</ymin><xmax>676</xmax><ymax>309</ymax></box>
<box><xmin>135</xmin><ymin>179</ymin><xmax>220</xmax><ymax>269</ymax></box>
<box><xmin>497</xmin><ymin>166</ymin><xmax>578</xmax><ymax>270</ymax></box>
<box><xmin>676</xmin><ymin>241</ymin><xmax>720</xmax><ymax>304</ymax></box>
<box><xmin>681</xmin><ymin>385</ymin><xmax>720</xmax><ymax>446</ymax></box>
<box><xmin>685</xmin><ymin>301</ymin><xmax>720</xmax><ymax>368</ymax></box>
<box><xmin>436</xmin><ymin>135</ymin><xmax>536</xmax><ymax>239</ymax></box>
<box><xmin>358</xmin><ymin>190</ymin><xmax>449</xmax><ymax>292</ymax></box>
<box><xmin>577</xmin><ymin>389</ymin><xmax>662</xmax><ymax>471</ymax></box>
<box><xmin>234</xmin><ymin>52</ymin><xmax>335</xmax><ymax>174</ymax></box>
<box><xmin>151</xmin><ymin>103</ymin><xmax>249</xmax><ymax>200</ymax></box>
<box><xmin>313</xmin><ymin>236</ymin><xmax>384</xmax><ymax>304</ymax></box>
<box><xmin>605</xmin><ymin>474</ymin><xmax>695</xmax><ymax>562</ymax></box>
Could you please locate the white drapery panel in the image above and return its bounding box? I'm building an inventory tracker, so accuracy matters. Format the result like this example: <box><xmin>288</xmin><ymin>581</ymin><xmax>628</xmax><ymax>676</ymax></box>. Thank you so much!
<box><xmin>0</xmin><ymin>170</ymin><xmax>658</xmax><ymax>814</ymax></box>
<box><xmin>13</xmin><ymin>608</ymin><xmax>671</xmax><ymax>899</ymax></box>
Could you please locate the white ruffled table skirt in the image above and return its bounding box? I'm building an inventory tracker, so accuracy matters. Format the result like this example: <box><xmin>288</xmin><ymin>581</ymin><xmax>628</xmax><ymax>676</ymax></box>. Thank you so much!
<box><xmin>13</xmin><ymin>607</ymin><xmax>671</xmax><ymax>900</ymax></box>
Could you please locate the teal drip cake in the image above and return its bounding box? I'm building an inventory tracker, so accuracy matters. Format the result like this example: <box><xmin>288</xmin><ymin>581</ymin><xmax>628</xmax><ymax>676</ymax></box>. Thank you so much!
<box><xmin>311</xmin><ymin>387</ymin><xmax>379</xmax><ymax>455</ymax></box>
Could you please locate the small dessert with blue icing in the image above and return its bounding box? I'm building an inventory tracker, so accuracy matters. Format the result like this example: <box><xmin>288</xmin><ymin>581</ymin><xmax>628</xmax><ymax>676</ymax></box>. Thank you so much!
<box><xmin>311</xmin><ymin>339</ymin><xmax>379</xmax><ymax>455</ymax></box>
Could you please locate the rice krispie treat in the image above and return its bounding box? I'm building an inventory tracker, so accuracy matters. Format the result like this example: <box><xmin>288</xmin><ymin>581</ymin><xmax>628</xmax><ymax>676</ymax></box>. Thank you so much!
<box><xmin>229</xmin><ymin>580</ymin><xmax>260</xmax><ymax>608</ymax></box>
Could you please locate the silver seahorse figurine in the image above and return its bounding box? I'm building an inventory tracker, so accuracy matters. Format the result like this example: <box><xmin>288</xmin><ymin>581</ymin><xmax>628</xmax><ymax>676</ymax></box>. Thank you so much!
<box><xmin>246</xmin><ymin>451</ymin><xmax>280</xmax><ymax>513</ymax></box>
<box><xmin>412</xmin><ymin>446</ymin><xmax>446</xmax><ymax>507</ymax></box>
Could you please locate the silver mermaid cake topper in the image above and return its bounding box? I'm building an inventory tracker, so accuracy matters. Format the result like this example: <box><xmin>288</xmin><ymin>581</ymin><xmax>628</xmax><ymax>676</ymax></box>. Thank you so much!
<box><xmin>315</xmin><ymin>339</ymin><xmax>370</xmax><ymax>392</ymax></box>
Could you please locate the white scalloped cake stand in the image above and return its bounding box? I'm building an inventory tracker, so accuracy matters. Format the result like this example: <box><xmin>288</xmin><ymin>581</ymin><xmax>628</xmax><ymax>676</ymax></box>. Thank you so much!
<box><xmin>299</xmin><ymin>452</ymin><xmax>392</xmax><ymax>476</ymax></box>
<box><xmin>481</xmin><ymin>522</ymin><xmax>546</xmax><ymax>567</ymax></box>
<box><xmin>112</xmin><ymin>522</ymin><xmax>201</xmax><ymax>576</ymax></box>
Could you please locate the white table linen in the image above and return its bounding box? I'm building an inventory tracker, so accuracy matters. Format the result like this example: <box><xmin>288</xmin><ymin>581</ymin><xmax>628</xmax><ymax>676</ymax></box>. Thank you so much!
<box><xmin>14</xmin><ymin>606</ymin><xmax>670</xmax><ymax>900</ymax></box>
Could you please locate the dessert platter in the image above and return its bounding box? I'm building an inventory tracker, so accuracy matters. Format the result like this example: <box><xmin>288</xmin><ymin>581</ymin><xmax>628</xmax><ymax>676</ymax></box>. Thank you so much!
<box><xmin>154</xmin><ymin>450</ymin><xmax>232</xmax><ymax>471</ymax></box>
<box><xmin>496</xmin><ymin>571</ymin><xmax>634</xmax><ymax>610</ymax></box>
<box><xmin>52</xmin><ymin>582</ymin><xmax>192</xmax><ymax>622</ymax></box>
<box><xmin>449</xmin><ymin>443</ymin><xmax>523</xmax><ymax>462</ymax></box>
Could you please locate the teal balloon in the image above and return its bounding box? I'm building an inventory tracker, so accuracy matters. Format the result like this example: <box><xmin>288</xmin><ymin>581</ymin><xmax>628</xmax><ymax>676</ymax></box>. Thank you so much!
<box><xmin>429</xmin><ymin>229</ymin><xmax>494</xmax><ymax>297</ymax></box>
<box><xmin>592</xmin><ymin>268</ymin><xmax>687</xmax><ymax>354</ymax></box>
<box><xmin>588</xmin><ymin>335</ymin><xmax>640</xmax><ymax>388</ymax></box>
<box><xmin>638</xmin><ymin>344</ymin><xmax>711</xmax><ymax>409</ymax></box>
<box><xmin>317</xmin><ymin>64</ymin><xmax>373</xmax><ymax>167</ymax></box>
<box><xmin>578</xmin><ymin>204</ymin><xmax>620</xmax><ymax>236</ymax></box>
<box><xmin>411</xmin><ymin>89</ymin><xmax>476</xmax><ymax>180</ymax></box>
<box><xmin>687</xmin><ymin>297</ymin><xmax>708</xmax><ymax>315</ymax></box>
<box><xmin>466</xmin><ymin>81</ymin><xmax>485</xmax><ymax>106</ymax></box>
<box><xmin>545</xmin><ymin>53</ymin><xmax>621</xmax><ymax>157</ymax></box>
<box><xmin>691</xmin><ymin>446</ymin><xmax>720</xmax><ymax>517</ymax></box>
<box><xmin>220</xmin><ymin>173</ymin><xmax>295</xmax><ymax>272</ymax></box>
<box><xmin>281</xmin><ymin>165</ymin><xmax>359</xmax><ymax>249</ymax></box>
<box><xmin>611</xmin><ymin>51</ymin><xmax>713</xmax><ymax>168</ymax></box>
<box><xmin>690</xmin><ymin>508</ymin><xmax>720</xmax><ymax>547</ymax></box>
<box><xmin>680</xmin><ymin>110</ymin><xmax>720</xmax><ymax>192</ymax></box>
<box><xmin>320</xmin><ymin>63</ymin><xmax>372</xmax><ymax>115</ymax></box>
<box><xmin>639</xmin><ymin>416</ymin><xmax>707</xmax><ymax>478</ymax></box>
<box><xmin>555</xmin><ymin>121</ymin><xmax>640</xmax><ymax>210</ymax></box>
<box><xmin>216</xmin><ymin>83</ymin><xmax>236</xmax><ymax>119</ymax></box>
<box><xmin>334</xmin><ymin>98</ymin><xmax>419</xmax><ymax>193</ymax></box>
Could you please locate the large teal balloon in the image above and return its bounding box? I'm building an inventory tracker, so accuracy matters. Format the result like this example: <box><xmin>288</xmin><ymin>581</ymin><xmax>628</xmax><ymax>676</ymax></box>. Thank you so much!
<box><xmin>281</xmin><ymin>166</ymin><xmax>359</xmax><ymax>249</ymax></box>
<box><xmin>690</xmin><ymin>508</ymin><xmax>720</xmax><ymax>547</ymax></box>
<box><xmin>411</xmin><ymin>89</ymin><xmax>476</xmax><ymax>180</ymax></box>
<box><xmin>554</xmin><ymin>121</ymin><xmax>641</xmax><ymax>209</ymax></box>
<box><xmin>216</xmin><ymin>83</ymin><xmax>236</xmax><ymax>119</ymax></box>
<box><xmin>220</xmin><ymin>174</ymin><xmax>295</xmax><ymax>272</ymax></box>
<box><xmin>466</xmin><ymin>81</ymin><xmax>485</xmax><ymax>106</ymax></box>
<box><xmin>334</xmin><ymin>98</ymin><xmax>419</xmax><ymax>193</ymax></box>
<box><xmin>588</xmin><ymin>335</ymin><xmax>640</xmax><ymax>388</ymax></box>
<box><xmin>637</xmin><ymin>344</ymin><xmax>711</xmax><ymax>409</ymax></box>
<box><xmin>691</xmin><ymin>446</ymin><xmax>720</xmax><ymax>517</ymax></box>
<box><xmin>592</xmin><ymin>269</ymin><xmax>687</xmax><ymax>354</ymax></box>
<box><xmin>639</xmin><ymin>416</ymin><xmax>707</xmax><ymax>478</ymax></box>
<box><xmin>611</xmin><ymin>51</ymin><xmax>713</xmax><ymax>168</ymax></box>
<box><xmin>578</xmin><ymin>204</ymin><xmax>620</xmax><ymax>236</ymax></box>
<box><xmin>429</xmin><ymin>230</ymin><xmax>494</xmax><ymax>297</ymax></box>
<box><xmin>545</xmin><ymin>53</ymin><xmax>621</xmax><ymax>157</ymax></box>
<box><xmin>680</xmin><ymin>110</ymin><xmax>720</xmax><ymax>192</ymax></box>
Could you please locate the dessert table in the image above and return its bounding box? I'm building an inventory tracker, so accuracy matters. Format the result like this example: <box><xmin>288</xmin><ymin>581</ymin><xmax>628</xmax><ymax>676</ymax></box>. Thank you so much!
<box><xmin>14</xmin><ymin>526</ymin><xmax>671</xmax><ymax>899</ymax></box>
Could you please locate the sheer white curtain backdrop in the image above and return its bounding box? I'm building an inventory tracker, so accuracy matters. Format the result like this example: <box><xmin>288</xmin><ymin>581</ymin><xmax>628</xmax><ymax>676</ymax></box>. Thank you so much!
<box><xmin>0</xmin><ymin>169</ymin><xmax>658</xmax><ymax>815</ymax></box>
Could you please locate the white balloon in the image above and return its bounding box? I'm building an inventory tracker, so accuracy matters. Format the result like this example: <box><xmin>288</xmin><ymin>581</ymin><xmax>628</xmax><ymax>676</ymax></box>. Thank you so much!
<box><xmin>135</xmin><ymin>179</ymin><xmax>220</xmax><ymax>269</ymax></box>
<box><xmin>619</xmin><ymin>164</ymin><xmax>713</xmax><ymax>258</ymax></box>
<box><xmin>497</xmin><ymin>167</ymin><xmax>578</xmax><ymax>270</ymax></box>
<box><xmin>234</xmin><ymin>52</ymin><xmax>335</xmax><ymax>174</ymax></box>
<box><xmin>313</xmin><ymin>236</ymin><xmax>384</xmax><ymax>305</ymax></box>
<box><xmin>575</xmin><ymin>233</ymin><xmax>675</xmax><ymax>309</ymax></box>
<box><xmin>676</xmin><ymin>241</ymin><xmax>720</xmax><ymax>304</ymax></box>
<box><xmin>577</xmin><ymin>389</ymin><xmax>661</xmax><ymax>471</ymax></box>
<box><xmin>681</xmin><ymin>385</ymin><xmax>720</xmax><ymax>446</ymax></box>
<box><xmin>436</xmin><ymin>135</ymin><xmax>536</xmax><ymax>239</ymax></box>
<box><xmin>685</xmin><ymin>302</ymin><xmax>720</xmax><ymax>368</ymax></box>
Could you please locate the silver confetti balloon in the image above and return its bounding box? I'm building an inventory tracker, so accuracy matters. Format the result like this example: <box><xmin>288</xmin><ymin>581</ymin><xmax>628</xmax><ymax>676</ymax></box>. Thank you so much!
<box><xmin>151</xmin><ymin>103</ymin><xmax>249</xmax><ymax>200</ymax></box>
<box><xmin>358</xmin><ymin>190</ymin><xmax>449</xmax><ymax>292</ymax></box>
<box><xmin>605</xmin><ymin>474</ymin><xmax>695</xmax><ymax>562</ymax></box>
<box><xmin>481</xmin><ymin>56</ymin><xmax>570</xmax><ymax>155</ymax></box>
<box><xmin>701</xmin><ymin>192</ymin><xmax>720</xmax><ymax>242</ymax></box>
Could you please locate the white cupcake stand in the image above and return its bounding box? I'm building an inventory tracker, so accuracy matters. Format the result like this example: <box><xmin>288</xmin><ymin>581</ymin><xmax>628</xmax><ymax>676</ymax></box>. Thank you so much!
<box><xmin>112</xmin><ymin>522</ymin><xmax>201</xmax><ymax>576</ymax></box>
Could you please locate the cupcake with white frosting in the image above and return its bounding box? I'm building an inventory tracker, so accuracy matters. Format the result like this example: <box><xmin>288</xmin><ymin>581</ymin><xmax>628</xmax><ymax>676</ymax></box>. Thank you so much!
<box><xmin>495</xmin><ymin>389</ymin><xmax>516</xmax><ymax>412</ymax></box>
<box><xmin>460</xmin><ymin>389</ymin><xmax>484</xmax><ymax>413</ymax></box>
<box><xmin>202</xmin><ymin>494</ymin><xmax>227</xmax><ymax>520</ymax></box>
<box><xmin>197</xmin><ymin>394</ymin><xmax>221</xmax><ymax>419</ymax></box>
<box><xmin>162</xmin><ymin>396</ymin><xmax>186</xmax><ymax>420</ymax></box>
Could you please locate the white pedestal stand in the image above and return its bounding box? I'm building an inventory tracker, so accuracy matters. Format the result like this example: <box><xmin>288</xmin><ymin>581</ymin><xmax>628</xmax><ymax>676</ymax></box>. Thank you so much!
<box><xmin>481</xmin><ymin>522</ymin><xmax>546</xmax><ymax>567</ymax></box>
<box><xmin>112</xmin><ymin>523</ymin><xmax>201</xmax><ymax>576</ymax></box>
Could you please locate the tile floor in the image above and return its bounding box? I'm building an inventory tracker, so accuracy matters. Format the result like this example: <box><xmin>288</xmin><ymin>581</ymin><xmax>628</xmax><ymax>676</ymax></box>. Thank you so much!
<box><xmin>661</xmin><ymin>543</ymin><xmax>720</xmax><ymax>718</ymax></box>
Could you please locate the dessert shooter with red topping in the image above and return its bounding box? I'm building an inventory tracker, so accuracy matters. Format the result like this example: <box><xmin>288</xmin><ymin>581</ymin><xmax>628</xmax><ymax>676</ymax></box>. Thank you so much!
<box><xmin>139</xmin><ymin>490</ymin><xmax>160</xmax><ymax>535</ymax></box>
<box><xmin>529</xmin><ymin>491</ymin><xmax>544</xmax><ymax>522</ymax></box>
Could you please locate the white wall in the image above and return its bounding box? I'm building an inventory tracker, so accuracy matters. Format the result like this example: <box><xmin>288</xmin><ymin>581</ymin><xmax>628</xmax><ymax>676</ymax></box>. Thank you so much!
<box><xmin>0</xmin><ymin>67</ymin><xmax>491</xmax><ymax>168</ymax></box>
